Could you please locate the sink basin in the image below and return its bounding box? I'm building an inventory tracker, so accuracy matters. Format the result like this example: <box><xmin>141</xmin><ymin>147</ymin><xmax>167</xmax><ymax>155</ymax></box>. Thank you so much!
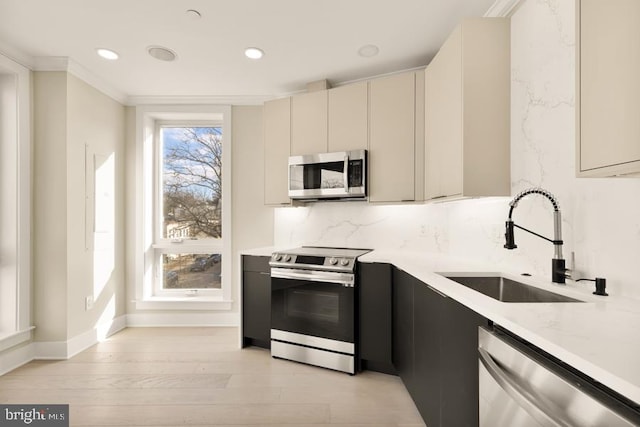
<box><xmin>443</xmin><ymin>275</ymin><xmax>582</xmax><ymax>303</ymax></box>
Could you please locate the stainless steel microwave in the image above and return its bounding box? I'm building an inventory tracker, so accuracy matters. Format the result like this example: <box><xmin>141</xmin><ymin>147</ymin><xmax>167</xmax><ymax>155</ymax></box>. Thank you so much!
<box><xmin>288</xmin><ymin>149</ymin><xmax>367</xmax><ymax>200</ymax></box>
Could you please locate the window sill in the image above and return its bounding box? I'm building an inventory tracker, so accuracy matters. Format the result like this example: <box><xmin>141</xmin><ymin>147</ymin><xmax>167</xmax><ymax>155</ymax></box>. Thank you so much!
<box><xmin>134</xmin><ymin>297</ymin><xmax>233</xmax><ymax>311</ymax></box>
<box><xmin>0</xmin><ymin>327</ymin><xmax>35</xmax><ymax>353</ymax></box>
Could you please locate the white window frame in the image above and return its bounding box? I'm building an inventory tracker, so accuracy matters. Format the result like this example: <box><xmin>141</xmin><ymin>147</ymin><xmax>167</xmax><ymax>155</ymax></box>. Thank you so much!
<box><xmin>152</xmin><ymin>121</ymin><xmax>224</xmax><ymax>297</ymax></box>
<box><xmin>134</xmin><ymin>106</ymin><xmax>232</xmax><ymax>310</ymax></box>
<box><xmin>0</xmin><ymin>53</ymin><xmax>33</xmax><ymax>350</ymax></box>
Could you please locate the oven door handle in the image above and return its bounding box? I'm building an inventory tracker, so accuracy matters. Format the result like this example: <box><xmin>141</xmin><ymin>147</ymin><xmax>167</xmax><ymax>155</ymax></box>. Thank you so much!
<box><xmin>271</xmin><ymin>268</ymin><xmax>355</xmax><ymax>287</ymax></box>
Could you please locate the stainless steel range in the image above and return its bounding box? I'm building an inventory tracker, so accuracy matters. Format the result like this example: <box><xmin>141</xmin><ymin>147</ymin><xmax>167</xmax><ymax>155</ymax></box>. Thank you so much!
<box><xmin>269</xmin><ymin>246</ymin><xmax>371</xmax><ymax>374</ymax></box>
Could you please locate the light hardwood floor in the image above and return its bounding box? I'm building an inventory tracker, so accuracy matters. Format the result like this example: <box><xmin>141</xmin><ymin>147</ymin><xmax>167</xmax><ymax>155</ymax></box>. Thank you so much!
<box><xmin>0</xmin><ymin>327</ymin><xmax>426</xmax><ymax>426</ymax></box>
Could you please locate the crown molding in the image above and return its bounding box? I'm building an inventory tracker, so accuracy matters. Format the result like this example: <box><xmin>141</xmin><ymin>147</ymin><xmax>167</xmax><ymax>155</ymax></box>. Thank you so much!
<box><xmin>32</xmin><ymin>56</ymin><xmax>128</xmax><ymax>105</ymax></box>
<box><xmin>484</xmin><ymin>0</ymin><xmax>524</xmax><ymax>17</ymax></box>
<box><xmin>0</xmin><ymin>43</ymin><xmax>34</xmax><ymax>69</ymax></box>
<box><xmin>66</xmin><ymin>58</ymin><xmax>127</xmax><ymax>104</ymax></box>
<box><xmin>32</xmin><ymin>56</ymin><xmax>69</xmax><ymax>71</ymax></box>
<box><xmin>330</xmin><ymin>65</ymin><xmax>427</xmax><ymax>89</ymax></box>
<box><xmin>126</xmin><ymin>94</ymin><xmax>273</xmax><ymax>106</ymax></box>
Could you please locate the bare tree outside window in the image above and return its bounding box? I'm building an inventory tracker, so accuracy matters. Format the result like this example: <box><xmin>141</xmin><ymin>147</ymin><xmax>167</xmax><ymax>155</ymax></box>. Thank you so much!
<box><xmin>159</xmin><ymin>126</ymin><xmax>223</xmax><ymax>290</ymax></box>
<box><xmin>162</xmin><ymin>127</ymin><xmax>222</xmax><ymax>240</ymax></box>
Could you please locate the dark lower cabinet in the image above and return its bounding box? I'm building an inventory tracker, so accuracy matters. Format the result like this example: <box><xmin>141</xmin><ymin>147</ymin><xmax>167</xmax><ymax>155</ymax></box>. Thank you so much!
<box><xmin>392</xmin><ymin>268</ymin><xmax>416</xmax><ymax>393</ymax></box>
<box><xmin>393</xmin><ymin>266</ymin><xmax>488</xmax><ymax>427</ymax></box>
<box><xmin>439</xmin><ymin>295</ymin><xmax>487</xmax><ymax>427</ymax></box>
<box><xmin>242</xmin><ymin>255</ymin><xmax>271</xmax><ymax>349</ymax></box>
<box><xmin>358</xmin><ymin>263</ymin><xmax>395</xmax><ymax>374</ymax></box>
<box><xmin>413</xmin><ymin>282</ymin><xmax>444</xmax><ymax>427</ymax></box>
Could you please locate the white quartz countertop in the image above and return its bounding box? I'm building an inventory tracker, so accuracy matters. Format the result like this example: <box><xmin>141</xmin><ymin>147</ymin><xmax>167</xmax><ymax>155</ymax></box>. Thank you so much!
<box><xmin>358</xmin><ymin>250</ymin><xmax>640</xmax><ymax>406</ymax></box>
<box><xmin>239</xmin><ymin>246</ymin><xmax>278</xmax><ymax>257</ymax></box>
<box><xmin>241</xmin><ymin>246</ymin><xmax>640</xmax><ymax>404</ymax></box>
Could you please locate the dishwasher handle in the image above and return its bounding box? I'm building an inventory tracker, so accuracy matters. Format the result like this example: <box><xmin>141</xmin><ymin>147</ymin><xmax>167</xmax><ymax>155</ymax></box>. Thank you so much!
<box><xmin>478</xmin><ymin>347</ymin><xmax>572</xmax><ymax>427</ymax></box>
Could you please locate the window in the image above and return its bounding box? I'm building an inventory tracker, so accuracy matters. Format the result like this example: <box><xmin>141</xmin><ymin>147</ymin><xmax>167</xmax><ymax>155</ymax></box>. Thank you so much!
<box><xmin>0</xmin><ymin>54</ymin><xmax>32</xmax><ymax>349</ymax></box>
<box><xmin>135</xmin><ymin>106</ymin><xmax>232</xmax><ymax>310</ymax></box>
<box><xmin>154</xmin><ymin>125</ymin><xmax>223</xmax><ymax>295</ymax></box>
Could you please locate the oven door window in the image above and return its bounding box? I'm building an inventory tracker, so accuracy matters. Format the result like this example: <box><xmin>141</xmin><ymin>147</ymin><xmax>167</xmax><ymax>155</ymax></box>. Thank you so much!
<box><xmin>286</xmin><ymin>289</ymin><xmax>339</xmax><ymax>324</ymax></box>
<box><xmin>290</xmin><ymin>161</ymin><xmax>345</xmax><ymax>191</ymax></box>
<box><xmin>271</xmin><ymin>278</ymin><xmax>354</xmax><ymax>343</ymax></box>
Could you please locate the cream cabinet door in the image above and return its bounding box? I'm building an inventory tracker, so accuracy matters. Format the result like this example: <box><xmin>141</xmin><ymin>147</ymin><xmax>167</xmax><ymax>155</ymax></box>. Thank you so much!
<box><xmin>291</xmin><ymin>91</ymin><xmax>328</xmax><ymax>156</ymax></box>
<box><xmin>369</xmin><ymin>72</ymin><xmax>416</xmax><ymax>202</ymax></box>
<box><xmin>425</xmin><ymin>18</ymin><xmax>509</xmax><ymax>200</ymax></box>
<box><xmin>460</xmin><ymin>18</ymin><xmax>510</xmax><ymax>197</ymax></box>
<box><xmin>328</xmin><ymin>82</ymin><xmax>368</xmax><ymax>152</ymax></box>
<box><xmin>580</xmin><ymin>0</ymin><xmax>640</xmax><ymax>175</ymax></box>
<box><xmin>264</xmin><ymin>97</ymin><xmax>291</xmax><ymax>205</ymax></box>
<box><xmin>425</xmin><ymin>25</ymin><xmax>463</xmax><ymax>200</ymax></box>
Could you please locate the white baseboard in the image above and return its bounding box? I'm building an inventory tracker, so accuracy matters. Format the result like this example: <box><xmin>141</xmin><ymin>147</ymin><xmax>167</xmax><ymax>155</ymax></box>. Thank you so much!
<box><xmin>34</xmin><ymin>315</ymin><xmax>127</xmax><ymax>360</ymax></box>
<box><xmin>1</xmin><ymin>313</ymin><xmax>237</xmax><ymax>373</ymax></box>
<box><xmin>66</xmin><ymin>315</ymin><xmax>127</xmax><ymax>358</ymax></box>
<box><xmin>0</xmin><ymin>341</ymin><xmax>35</xmax><ymax>376</ymax></box>
<box><xmin>32</xmin><ymin>341</ymin><xmax>68</xmax><ymax>360</ymax></box>
<box><xmin>126</xmin><ymin>312</ymin><xmax>240</xmax><ymax>327</ymax></box>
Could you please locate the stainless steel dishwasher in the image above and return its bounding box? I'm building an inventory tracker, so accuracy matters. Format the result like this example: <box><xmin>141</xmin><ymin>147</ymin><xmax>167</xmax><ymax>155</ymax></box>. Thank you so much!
<box><xmin>478</xmin><ymin>327</ymin><xmax>640</xmax><ymax>427</ymax></box>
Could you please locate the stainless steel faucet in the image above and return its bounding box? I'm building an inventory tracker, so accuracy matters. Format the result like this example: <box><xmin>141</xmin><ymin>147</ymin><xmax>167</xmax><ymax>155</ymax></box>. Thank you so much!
<box><xmin>503</xmin><ymin>187</ymin><xmax>567</xmax><ymax>284</ymax></box>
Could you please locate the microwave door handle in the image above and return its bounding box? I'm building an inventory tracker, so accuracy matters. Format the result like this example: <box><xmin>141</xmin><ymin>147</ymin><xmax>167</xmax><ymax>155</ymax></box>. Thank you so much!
<box><xmin>343</xmin><ymin>155</ymin><xmax>349</xmax><ymax>190</ymax></box>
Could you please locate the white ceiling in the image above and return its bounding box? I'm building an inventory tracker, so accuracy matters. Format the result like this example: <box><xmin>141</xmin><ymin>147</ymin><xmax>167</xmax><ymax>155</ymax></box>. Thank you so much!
<box><xmin>0</xmin><ymin>0</ymin><xmax>499</xmax><ymax>103</ymax></box>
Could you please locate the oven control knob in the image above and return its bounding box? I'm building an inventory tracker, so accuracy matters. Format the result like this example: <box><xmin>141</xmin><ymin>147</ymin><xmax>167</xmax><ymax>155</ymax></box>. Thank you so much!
<box><xmin>272</xmin><ymin>254</ymin><xmax>282</xmax><ymax>262</ymax></box>
<box><xmin>340</xmin><ymin>258</ymin><xmax>350</xmax><ymax>266</ymax></box>
<box><xmin>329</xmin><ymin>257</ymin><xmax>338</xmax><ymax>265</ymax></box>
<box><xmin>283</xmin><ymin>255</ymin><xmax>291</xmax><ymax>262</ymax></box>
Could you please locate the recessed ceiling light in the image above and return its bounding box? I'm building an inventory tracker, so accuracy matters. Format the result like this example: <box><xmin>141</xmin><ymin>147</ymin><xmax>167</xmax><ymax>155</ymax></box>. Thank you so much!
<box><xmin>148</xmin><ymin>46</ymin><xmax>177</xmax><ymax>62</ymax></box>
<box><xmin>358</xmin><ymin>44</ymin><xmax>379</xmax><ymax>58</ymax></box>
<box><xmin>244</xmin><ymin>47</ymin><xmax>264</xmax><ymax>60</ymax></box>
<box><xmin>185</xmin><ymin>9</ymin><xmax>201</xmax><ymax>19</ymax></box>
<box><xmin>96</xmin><ymin>48</ymin><xmax>119</xmax><ymax>60</ymax></box>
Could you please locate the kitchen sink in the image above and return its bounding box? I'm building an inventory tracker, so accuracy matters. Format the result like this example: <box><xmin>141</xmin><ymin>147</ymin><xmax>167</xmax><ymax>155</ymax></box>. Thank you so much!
<box><xmin>442</xmin><ymin>275</ymin><xmax>583</xmax><ymax>303</ymax></box>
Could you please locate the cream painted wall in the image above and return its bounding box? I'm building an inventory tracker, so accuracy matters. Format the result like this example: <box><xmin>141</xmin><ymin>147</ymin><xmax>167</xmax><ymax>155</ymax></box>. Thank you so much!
<box><xmin>66</xmin><ymin>74</ymin><xmax>125</xmax><ymax>338</ymax></box>
<box><xmin>124</xmin><ymin>106</ymin><xmax>137</xmax><ymax>315</ymax></box>
<box><xmin>33</xmin><ymin>72</ymin><xmax>69</xmax><ymax>342</ymax></box>
<box><xmin>33</xmin><ymin>71</ymin><xmax>126</xmax><ymax>343</ymax></box>
<box><xmin>231</xmin><ymin>106</ymin><xmax>273</xmax><ymax>309</ymax></box>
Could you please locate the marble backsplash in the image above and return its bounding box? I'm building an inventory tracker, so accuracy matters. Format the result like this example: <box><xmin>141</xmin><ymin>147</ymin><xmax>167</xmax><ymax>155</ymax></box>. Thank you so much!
<box><xmin>274</xmin><ymin>0</ymin><xmax>640</xmax><ymax>300</ymax></box>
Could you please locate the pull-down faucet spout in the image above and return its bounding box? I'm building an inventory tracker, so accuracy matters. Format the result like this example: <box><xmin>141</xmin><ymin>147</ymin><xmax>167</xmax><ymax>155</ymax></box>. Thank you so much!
<box><xmin>504</xmin><ymin>188</ymin><xmax>567</xmax><ymax>284</ymax></box>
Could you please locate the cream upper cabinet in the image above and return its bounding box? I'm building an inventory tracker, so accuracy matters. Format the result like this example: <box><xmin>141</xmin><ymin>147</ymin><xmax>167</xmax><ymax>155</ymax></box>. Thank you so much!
<box><xmin>425</xmin><ymin>26</ymin><xmax>463</xmax><ymax>200</ymax></box>
<box><xmin>291</xmin><ymin>90</ymin><xmax>328</xmax><ymax>155</ymax></box>
<box><xmin>579</xmin><ymin>0</ymin><xmax>640</xmax><ymax>176</ymax></box>
<box><xmin>264</xmin><ymin>97</ymin><xmax>291</xmax><ymax>205</ymax></box>
<box><xmin>425</xmin><ymin>18</ymin><xmax>510</xmax><ymax>201</ymax></box>
<box><xmin>328</xmin><ymin>82</ymin><xmax>368</xmax><ymax>152</ymax></box>
<box><xmin>369</xmin><ymin>71</ymin><xmax>424</xmax><ymax>203</ymax></box>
